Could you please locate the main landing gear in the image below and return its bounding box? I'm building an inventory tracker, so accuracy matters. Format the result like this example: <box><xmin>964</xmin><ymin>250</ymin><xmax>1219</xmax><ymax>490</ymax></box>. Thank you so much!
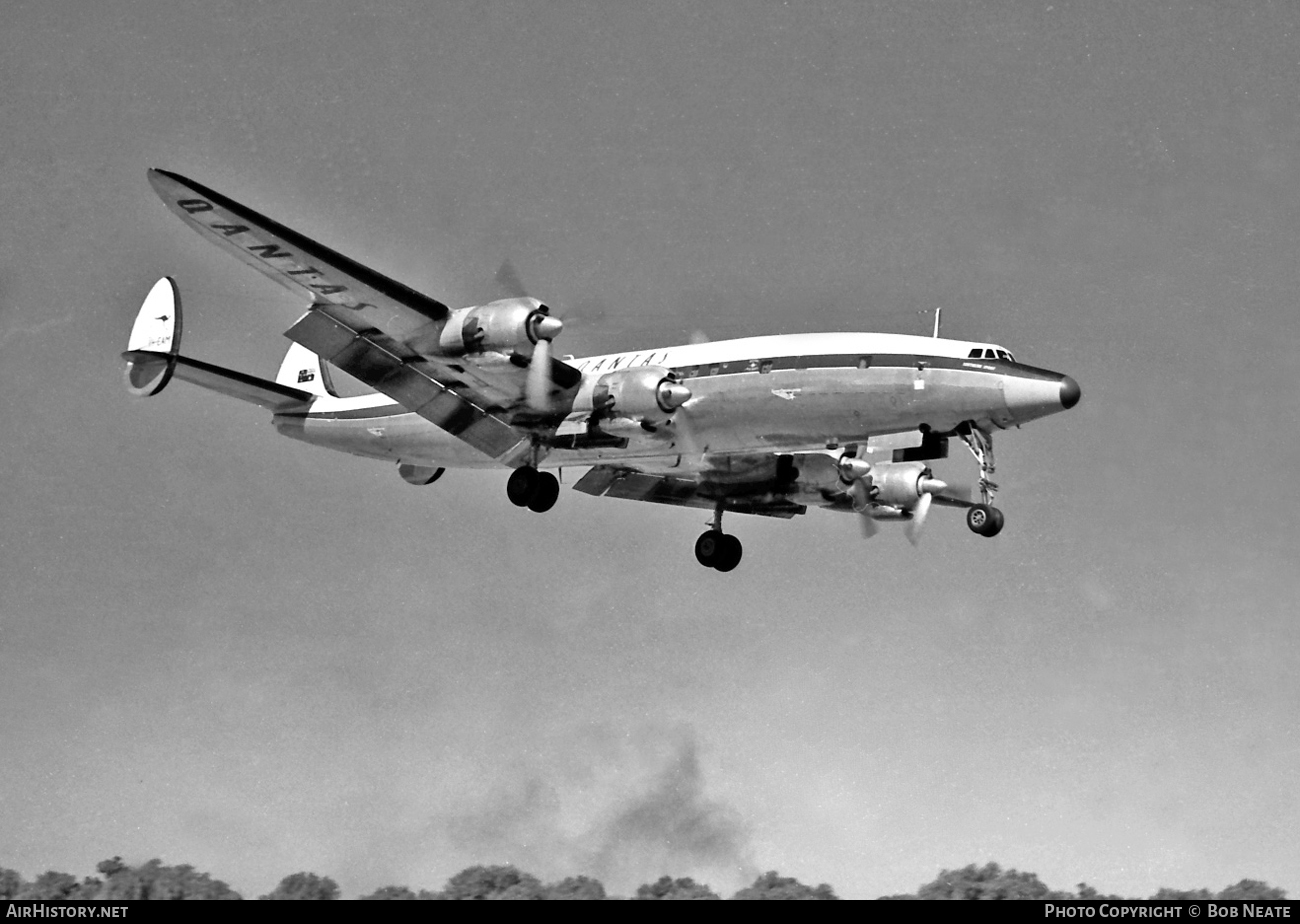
<box><xmin>695</xmin><ymin>506</ymin><xmax>743</xmax><ymax>572</ymax></box>
<box><xmin>507</xmin><ymin>466</ymin><xmax>559</xmax><ymax>513</ymax></box>
<box><xmin>959</xmin><ymin>423</ymin><xmax>1004</xmax><ymax>538</ymax></box>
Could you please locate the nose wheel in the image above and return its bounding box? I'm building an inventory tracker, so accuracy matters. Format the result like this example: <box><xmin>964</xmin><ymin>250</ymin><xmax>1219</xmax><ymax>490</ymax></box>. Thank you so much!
<box><xmin>507</xmin><ymin>466</ymin><xmax>560</xmax><ymax>513</ymax></box>
<box><xmin>966</xmin><ymin>503</ymin><xmax>1004</xmax><ymax>537</ymax></box>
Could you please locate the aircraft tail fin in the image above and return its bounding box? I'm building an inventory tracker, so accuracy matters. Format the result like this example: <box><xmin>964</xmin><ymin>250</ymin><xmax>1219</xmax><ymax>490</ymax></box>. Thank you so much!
<box><xmin>124</xmin><ymin>277</ymin><xmax>183</xmax><ymax>396</ymax></box>
<box><xmin>123</xmin><ymin>277</ymin><xmax>314</xmax><ymax>412</ymax></box>
<box><xmin>276</xmin><ymin>342</ymin><xmax>338</xmax><ymax>397</ymax></box>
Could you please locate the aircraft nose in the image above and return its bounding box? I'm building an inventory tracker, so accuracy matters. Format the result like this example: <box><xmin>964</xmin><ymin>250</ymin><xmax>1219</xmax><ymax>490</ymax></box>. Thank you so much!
<box><xmin>1059</xmin><ymin>375</ymin><xmax>1081</xmax><ymax>410</ymax></box>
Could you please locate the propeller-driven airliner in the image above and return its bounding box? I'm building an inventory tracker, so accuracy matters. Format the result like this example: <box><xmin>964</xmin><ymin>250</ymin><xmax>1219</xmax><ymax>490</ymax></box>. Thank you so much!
<box><xmin>125</xmin><ymin>170</ymin><xmax>1080</xmax><ymax>571</ymax></box>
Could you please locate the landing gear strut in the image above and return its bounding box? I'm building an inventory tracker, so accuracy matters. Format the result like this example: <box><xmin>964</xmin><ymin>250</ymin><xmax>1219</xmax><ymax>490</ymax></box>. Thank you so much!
<box><xmin>695</xmin><ymin>505</ymin><xmax>743</xmax><ymax>571</ymax></box>
<box><xmin>507</xmin><ymin>466</ymin><xmax>559</xmax><ymax>513</ymax></box>
<box><xmin>959</xmin><ymin>424</ymin><xmax>1004</xmax><ymax>537</ymax></box>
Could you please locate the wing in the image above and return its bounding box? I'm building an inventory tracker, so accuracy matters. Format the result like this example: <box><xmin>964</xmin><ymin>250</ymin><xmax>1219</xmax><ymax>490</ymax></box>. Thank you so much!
<box><xmin>572</xmin><ymin>465</ymin><xmax>807</xmax><ymax>519</ymax></box>
<box><xmin>148</xmin><ymin>169</ymin><xmax>580</xmax><ymax>464</ymax></box>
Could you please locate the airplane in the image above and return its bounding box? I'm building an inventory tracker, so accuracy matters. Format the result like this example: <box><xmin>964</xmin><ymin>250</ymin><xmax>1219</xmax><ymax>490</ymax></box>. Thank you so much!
<box><xmin>125</xmin><ymin>169</ymin><xmax>1081</xmax><ymax>571</ymax></box>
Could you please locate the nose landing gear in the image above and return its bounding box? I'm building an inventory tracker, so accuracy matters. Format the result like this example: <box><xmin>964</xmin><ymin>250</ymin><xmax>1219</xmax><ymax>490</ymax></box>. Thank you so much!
<box><xmin>966</xmin><ymin>503</ymin><xmax>1004</xmax><ymax>537</ymax></box>
<box><xmin>959</xmin><ymin>424</ymin><xmax>1005</xmax><ymax>538</ymax></box>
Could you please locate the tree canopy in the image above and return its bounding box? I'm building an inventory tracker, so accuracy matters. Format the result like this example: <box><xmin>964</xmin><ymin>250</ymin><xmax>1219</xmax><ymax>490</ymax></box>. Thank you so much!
<box><xmin>634</xmin><ymin>875</ymin><xmax>721</xmax><ymax>900</ymax></box>
<box><xmin>439</xmin><ymin>865</ymin><xmax>545</xmax><ymax>900</ymax></box>
<box><xmin>0</xmin><ymin>858</ymin><xmax>1290</xmax><ymax>900</ymax></box>
<box><xmin>259</xmin><ymin>872</ymin><xmax>339</xmax><ymax>901</ymax></box>
<box><xmin>915</xmin><ymin>862</ymin><xmax>1064</xmax><ymax>900</ymax></box>
<box><xmin>732</xmin><ymin>870</ymin><xmax>838</xmax><ymax>900</ymax></box>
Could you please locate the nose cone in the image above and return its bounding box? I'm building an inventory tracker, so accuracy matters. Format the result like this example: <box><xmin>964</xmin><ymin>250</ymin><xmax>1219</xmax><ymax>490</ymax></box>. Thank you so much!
<box><xmin>1059</xmin><ymin>375</ymin><xmax>1081</xmax><ymax>410</ymax></box>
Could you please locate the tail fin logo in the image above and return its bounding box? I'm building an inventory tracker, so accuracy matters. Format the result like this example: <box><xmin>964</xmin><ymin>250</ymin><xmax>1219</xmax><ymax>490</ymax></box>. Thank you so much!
<box><xmin>297</xmin><ymin>369</ymin><xmax>315</xmax><ymax>383</ymax></box>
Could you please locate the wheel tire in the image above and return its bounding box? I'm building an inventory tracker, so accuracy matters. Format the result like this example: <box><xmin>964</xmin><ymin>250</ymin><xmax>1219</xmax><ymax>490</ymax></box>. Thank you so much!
<box><xmin>714</xmin><ymin>534</ymin><xmax>743</xmax><ymax>572</ymax></box>
<box><xmin>695</xmin><ymin>530</ymin><xmax>721</xmax><ymax>568</ymax></box>
<box><xmin>527</xmin><ymin>472</ymin><xmax>560</xmax><ymax>513</ymax></box>
<box><xmin>967</xmin><ymin>503</ymin><xmax>1002</xmax><ymax>537</ymax></box>
<box><xmin>507</xmin><ymin>467</ymin><xmax>538</xmax><ymax>507</ymax></box>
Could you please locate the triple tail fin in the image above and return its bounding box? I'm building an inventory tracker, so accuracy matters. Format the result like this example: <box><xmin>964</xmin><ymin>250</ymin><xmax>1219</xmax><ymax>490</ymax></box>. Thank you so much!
<box><xmin>276</xmin><ymin>342</ymin><xmax>338</xmax><ymax>397</ymax></box>
<box><xmin>122</xmin><ymin>277</ymin><xmax>314</xmax><ymax>412</ymax></box>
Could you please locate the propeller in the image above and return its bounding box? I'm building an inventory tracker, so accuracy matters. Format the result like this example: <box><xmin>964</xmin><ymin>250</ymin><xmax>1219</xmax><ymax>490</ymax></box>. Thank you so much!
<box><xmin>904</xmin><ymin>491</ymin><xmax>933</xmax><ymax>546</ymax></box>
<box><xmin>668</xmin><ymin>401</ymin><xmax>705</xmax><ymax>464</ymax></box>
<box><xmin>524</xmin><ymin>311</ymin><xmax>563</xmax><ymax>412</ymax></box>
<box><xmin>495</xmin><ymin>259</ymin><xmax>530</xmax><ymax>300</ymax></box>
<box><xmin>904</xmin><ymin>474</ymin><xmax>949</xmax><ymax>546</ymax></box>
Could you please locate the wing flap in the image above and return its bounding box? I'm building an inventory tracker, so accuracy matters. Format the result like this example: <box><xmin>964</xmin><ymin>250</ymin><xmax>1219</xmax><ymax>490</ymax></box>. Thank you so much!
<box><xmin>285</xmin><ymin>308</ymin><xmax>528</xmax><ymax>462</ymax></box>
<box><xmin>573</xmin><ymin>466</ymin><xmax>806</xmax><ymax>519</ymax></box>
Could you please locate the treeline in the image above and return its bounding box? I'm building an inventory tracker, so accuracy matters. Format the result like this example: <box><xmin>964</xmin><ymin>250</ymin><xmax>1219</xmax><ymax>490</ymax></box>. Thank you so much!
<box><xmin>0</xmin><ymin>859</ymin><xmax>1287</xmax><ymax>900</ymax></box>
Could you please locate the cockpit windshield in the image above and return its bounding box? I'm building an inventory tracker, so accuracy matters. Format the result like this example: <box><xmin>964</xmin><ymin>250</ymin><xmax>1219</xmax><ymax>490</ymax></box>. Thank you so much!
<box><xmin>968</xmin><ymin>347</ymin><xmax>1015</xmax><ymax>363</ymax></box>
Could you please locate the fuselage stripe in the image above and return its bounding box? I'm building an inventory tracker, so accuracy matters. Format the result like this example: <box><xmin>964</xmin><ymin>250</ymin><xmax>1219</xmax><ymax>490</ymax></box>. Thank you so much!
<box><xmin>283</xmin><ymin>354</ymin><xmax>1062</xmax><ymax>421</ymax></box>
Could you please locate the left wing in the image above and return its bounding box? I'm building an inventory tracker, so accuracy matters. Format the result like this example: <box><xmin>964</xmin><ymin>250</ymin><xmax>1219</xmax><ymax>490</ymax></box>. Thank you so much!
<box><xmin>148</xmin><ymin>169</ymin><xmax>580</xmax><ymax>463</ymax></box>
<box><xmin>573</xmin><ymin>465</ymin><xmax>807</xmax><ymax>519</ymax></box>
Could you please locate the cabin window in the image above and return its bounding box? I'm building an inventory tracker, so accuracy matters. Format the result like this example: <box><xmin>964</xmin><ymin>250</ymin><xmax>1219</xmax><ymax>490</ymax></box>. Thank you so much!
<box><xmin>996</xmin><ymin>350</ymin><xmax>1010</xmax><ymax>361</ymax></box>
<box><xmin>709</xmin><ymin>364</ymin><xmax>720</xmax><ymax>376</ymax></box>
<box><xmin>968</xmin><ymin>349</ymin><xmax>982</xmax><ymax>359</ymax></box>
<box><xmin>858</xmin><ymin>356</ymin><xmax>871</xmax><ymax>369</ymax></box>
<box><xmin>745</xmin><ymin>359</ymin><xmax>759</xmax><ymax>372</ymax></box>
<box><xmin>760</xmin><ymin>360</ymin><xmax>773</xmax><ymax>374</ymax></box>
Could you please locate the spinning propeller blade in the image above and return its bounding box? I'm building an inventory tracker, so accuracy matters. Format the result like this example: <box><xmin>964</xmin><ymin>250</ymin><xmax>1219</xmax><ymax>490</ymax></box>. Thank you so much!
<box><xmin>904</xmin><ymin>491</ymin><xmax>933</xmax><ymax>546</ymax></box>
<box><xmin>526</xmin><ymin>336</ymin><xmax>552</xmax><ymax>411</ymax></box>
<box><xmin>859</xmin><ymin>512</ymin><xmax>879</xmax><ymax>539</ymax></box>
<box><xmin>495</xmin><ymin>259</ymin><xmax>529</xmax><ymax>299</ymax></box>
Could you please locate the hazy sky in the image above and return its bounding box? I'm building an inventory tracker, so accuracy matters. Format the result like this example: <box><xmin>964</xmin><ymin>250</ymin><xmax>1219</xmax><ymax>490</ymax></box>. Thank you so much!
<box><xmin>3</xmin><ymin>0</ymin><xmax>1298</xmax><ymax>899</ymax></box>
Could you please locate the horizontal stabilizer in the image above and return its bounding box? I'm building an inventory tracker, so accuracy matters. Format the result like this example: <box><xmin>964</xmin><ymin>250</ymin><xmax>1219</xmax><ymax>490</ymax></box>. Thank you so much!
<box><xmin>123</xmin><ymin>275</ymin><xmax>312</xmax><ymax>411</ymax></box>
<box><xmin>123</xmin><ymin>352</ymin><xmax>314</xmax><ymax>412</ymax></box>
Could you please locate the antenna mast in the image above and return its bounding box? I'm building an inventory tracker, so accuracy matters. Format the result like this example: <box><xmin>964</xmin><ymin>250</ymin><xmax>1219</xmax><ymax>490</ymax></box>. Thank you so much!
<box><xmin>932</xmin><ymin>307</ymin><xmax>942</xmax><ymax>339</ymax></box>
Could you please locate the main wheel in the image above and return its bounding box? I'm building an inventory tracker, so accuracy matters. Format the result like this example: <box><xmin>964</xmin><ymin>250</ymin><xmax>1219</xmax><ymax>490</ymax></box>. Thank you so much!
<box><xmin>695</xmin><ymin>530</ymin><xmax>722</xmax><ymax>568</ymax></box>
<box><xmin>507</xmin><ymin>466</ymin><xmax>538</xmax><ymax>507</ymax></box>
<box><xmin>966</xmin><ymin>503</ymin><xmax>1004</xmax><ymax>537</ymax></box>
<box><xmin>714</xmin><ymin>534</ymin><xmax>743</xmax><ymax>572</ymax></box>
<box><xmin>526</xmin><ymin>472</ymin><xmax>560</xmax><ymax>512</ymax></box>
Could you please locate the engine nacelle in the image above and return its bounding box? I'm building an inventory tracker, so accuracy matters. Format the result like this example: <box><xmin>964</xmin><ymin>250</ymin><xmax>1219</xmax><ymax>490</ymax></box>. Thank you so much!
<box><xmin>591</xmin><ymin>366</ymin><xmax>692</xmax><ymax>426</ymax></box>
<box><xmin>859</xmin><ymin>461</ymin><xmax>933</xmax><ymax>508</ymax></box>
<box><xmin>435</xmin><ymin>298</ymin><xmax>558</xmax><ymax>355</ymax></box>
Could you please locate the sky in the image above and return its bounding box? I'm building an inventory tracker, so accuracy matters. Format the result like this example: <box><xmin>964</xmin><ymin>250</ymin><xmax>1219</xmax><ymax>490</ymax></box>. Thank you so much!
<box><xmin>2</xmin><ymin>0</ymin><xmax>1298</xmax><ymax>900</ymax></box>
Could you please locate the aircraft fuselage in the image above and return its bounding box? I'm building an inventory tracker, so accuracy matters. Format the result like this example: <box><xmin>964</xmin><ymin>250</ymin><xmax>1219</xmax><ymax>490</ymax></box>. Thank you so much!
<box><xmin>274</xmin><ymin>331</ymin><xmax>1078</xmax><ymax>475</ymax></box>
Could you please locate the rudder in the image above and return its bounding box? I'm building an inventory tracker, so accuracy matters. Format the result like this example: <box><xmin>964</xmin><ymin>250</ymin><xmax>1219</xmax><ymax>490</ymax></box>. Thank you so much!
<box><xmin>123</xmin><ymin>277</ymin><xmax>182</xmax><ymax>396</ymax></box>
<box><xmin>276</xmin><ymin>342</ymin><xmax>338</xmax><ymax>397</ymax></box>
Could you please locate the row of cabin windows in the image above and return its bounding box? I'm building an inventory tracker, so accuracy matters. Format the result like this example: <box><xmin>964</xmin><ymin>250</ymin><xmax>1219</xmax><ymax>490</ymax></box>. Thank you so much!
<box><xmin>969</xmin><ymin>347</ymin><xmax>1015</xmax><ymax>362</ymax></box>
<box><xmin>578</xmin><ymin>352</ymin><xmax>1013</xmax><ymax>377</ymax></box>
<box><xmin>676</xmin><ymin>356</ymin><xmax>870</xmax><ymax>377</ymax></box>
